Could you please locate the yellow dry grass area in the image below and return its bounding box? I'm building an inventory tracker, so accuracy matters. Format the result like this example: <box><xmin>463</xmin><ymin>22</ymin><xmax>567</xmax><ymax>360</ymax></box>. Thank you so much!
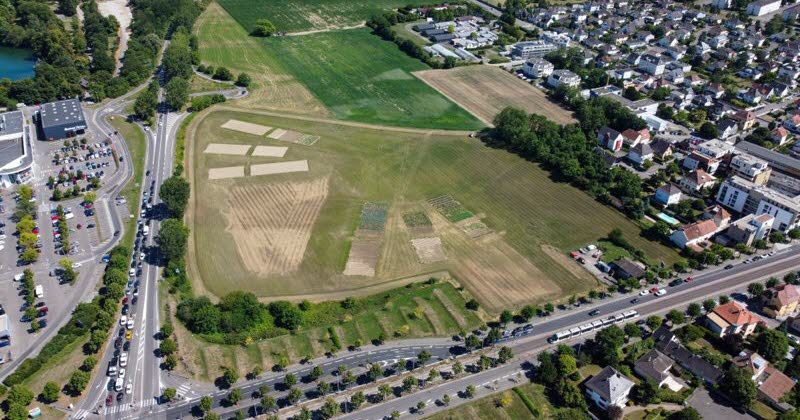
<box><xmin>414</xmin><ymin>65</ymin><xmax>577</xmax><ymax>126</ymax></box>
<box><xmin>224</xmin><ymin>177</ymin><xmax>329</xmax><ymax>276</ymax></box>
<box><xmin>194</xmin><ymin>2</ymin><xmax>329</xmax><ymax>115</ymax></box>
<box><xmin>220</xmin><ymin>119</ymin><xmax>272</xmax><ymax>136</ymax></box>
<box><xmin>249</xmin><ymin>160</ymin><xmax>309</xmax><ymax>176</ymax></box>
<box><xmin>541</xmin><ymin>244</ymin><xmax>598</xmax><ymax>283</ymax></box>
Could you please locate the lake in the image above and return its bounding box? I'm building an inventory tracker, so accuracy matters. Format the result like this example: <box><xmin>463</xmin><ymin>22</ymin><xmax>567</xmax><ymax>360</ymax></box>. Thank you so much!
<box><xmin>0</xmin><ymin>46</ymin><xmax>35</xmax><ymax>81</ymax></box>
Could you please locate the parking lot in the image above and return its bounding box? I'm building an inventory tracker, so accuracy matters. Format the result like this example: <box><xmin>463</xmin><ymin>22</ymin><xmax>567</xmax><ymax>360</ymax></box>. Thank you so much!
<box><xmin>0</xmin><ymin>122</ymin><xmax>124</xmax><ymax>369</ymax></box>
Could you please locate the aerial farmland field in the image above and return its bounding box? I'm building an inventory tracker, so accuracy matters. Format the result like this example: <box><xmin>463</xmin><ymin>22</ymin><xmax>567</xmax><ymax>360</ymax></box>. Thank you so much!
<box><xmin>184</xmin><ymin>108</ymin><xmax>680</xmax><ymax>312</ymax></box>
<box><xmin>217</xmin><ymin>0</ymin><xmax>431</xmax><ymax>33</ymax></box>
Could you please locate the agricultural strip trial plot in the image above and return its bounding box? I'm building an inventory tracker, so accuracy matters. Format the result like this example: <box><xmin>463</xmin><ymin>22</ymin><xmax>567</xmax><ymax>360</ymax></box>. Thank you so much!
<box><xmin>251</xmin><ymin>145</ymin><xmax>288</xmax><ymax>157</ymax></box>
<box><xmin>224</xmin><ymin>178</ymin><xmax>329</xmax><ymax>275</ymax></box>
<box><xmin>220</xmin><ymin>119</ymin><xmax>272</xmax><ymax>136</ymax></box>
<box><xmin>344</xmin><ymin>202</ymin><xmax>389</xmax><ymax>277</ymax></box>
<box><xmin>250</xmin><ymin>160</ymin><xmax>309</xmax><ymax>176</ymax></box>
<box><xmin>259</xmin><ymin>29</ymin><xmax>484</xmax><ymax>130</ymax></box>
<box><xmin>267</xmin><ymin>128</ymin><xmax>320</xmax><ymax>146</ymax></box>
<box><xmin>203</xmin><ymin>143</ymin><xmax>251</xmax><ymax>155</ymax></box>
<box><xmin>188</xmin><ymin>109</ymin><xmax>679</xmax><ymax>303</ymax></box>
<box><xmin>410</xmin><ymin>237</ymin><xmax>447</xmax><ymax>263</ymax></box>
<box><xmin>414</xmin><ymin>66</ymin><xmax>577</xmax><ymax>126</ymax></box>
<box><xmin>217</xmin><ymin>0</ymin><xmax>432</xmax><ymax>33</ymax></box>
<box><xmin>208</xmin><ymin>166</ymin><xmax>245</xmax><ymax>179</ymax></box>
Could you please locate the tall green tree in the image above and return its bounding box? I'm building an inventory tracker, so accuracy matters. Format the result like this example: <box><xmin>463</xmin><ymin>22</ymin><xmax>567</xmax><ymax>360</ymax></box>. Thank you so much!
<box><xmin>165</xmin><ymin>77</ymin><xmax>189</xmax><ymax>110</ymax></box>
<box><xmin>160</xmin><ymin>175</ymin><xmax>190</xmax><ymax>218</ymax></box>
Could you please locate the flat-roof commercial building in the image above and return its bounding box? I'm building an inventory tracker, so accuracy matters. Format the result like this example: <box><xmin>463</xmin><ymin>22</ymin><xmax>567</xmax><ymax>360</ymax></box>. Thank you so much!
<box><xmin>0</xmin><ymin>110</ymin><xmax>33</xmax><ymax>187</ymax></box>
<box><xmin>37</xmin><ymin>99</ymin><xmax>86</xmax><ymax>141</ymax></box>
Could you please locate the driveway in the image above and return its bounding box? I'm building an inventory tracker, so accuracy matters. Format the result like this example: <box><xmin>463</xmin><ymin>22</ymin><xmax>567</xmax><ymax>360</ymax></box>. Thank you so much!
<box><xmin>688</xmin><ymin>387</ymin><xmax>755</xmax><ymax>420</ymax></box>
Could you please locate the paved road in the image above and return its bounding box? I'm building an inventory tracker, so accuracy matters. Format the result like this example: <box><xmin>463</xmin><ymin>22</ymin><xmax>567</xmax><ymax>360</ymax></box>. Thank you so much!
<box><xmin>149</xmin><ymin>244</ymin><xmax>800</xmax><ymax>419</ymax></box>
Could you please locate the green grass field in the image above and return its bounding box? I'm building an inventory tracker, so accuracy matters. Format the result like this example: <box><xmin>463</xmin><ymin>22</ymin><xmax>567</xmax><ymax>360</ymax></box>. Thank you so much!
<box><xmin>187</xmin><ymin>109</ymin><xmax>679</xmax><ymax>308</ymax></box>
<box><xmin>217</xmin><ymin>0</ymin><xmax>431</xmax><ymax>33</ymax></box>
<box><xmin>109</xmin><ymin>116</ymin><xmax>146</xmax><ymax>248</ymax></box>
<box><xmin>426</xmin><ymin>383</ymin><xmax>554</xmax><ymax>420</ymax></box>
<box><xmin>170</xmin><ymin>281</ymin><xmax>481</xmax><ymax>381</ymax></box>
<box><xmin>259</xmin><ymin>29</ymin><xmax>483</xmax><ymax>130</ymax></box>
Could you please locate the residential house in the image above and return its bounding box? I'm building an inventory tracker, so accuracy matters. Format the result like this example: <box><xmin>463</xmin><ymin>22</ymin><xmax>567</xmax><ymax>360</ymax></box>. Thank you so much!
<box><xmin>705</xmin><ymin>301</ymin><xmax>762</xmax><ymax>338</ymax></box>
<box><xmin>652</xmin><ymin>327</ymin><xmax>723</xmax><ymax>384</ymax></box>
<box><xmin>725</xmin><ymin>213</ymin><xmax>774</xmax><ymax>247</ymax></box>
<box><xmin>772</xmin><ymin>127</ymin><xmax>790</xmax><ymax>146</ymax></box>
<box><xmin>650</xmin><ymin>139</ymin><xmax>673</xmax><ymax>161</ymax></box>
<box><xmin>638</xmin><ymin>53</ymin><xmax>667</xmax><ymax>76</ymax></box>
<box><xmin>762</xmin><ymin>284</ymin><xmax>800</xmax><ymax>319</ymax></box>
<box><xmin>683</xmin><ymin>152</ymin><xmax>721</xmax><ymax>175</ymax></box>
<box><xmin>733</xmin><ymin>350</ymin><xmax>796</xmax><ymax>407</ymax></box>
<box><xmin>783</xmin><ymin>113</ymin><xmax>800</xmax><ymax>133</ymax></box>
<box><xmin>621</xmin><ymin>128</ymin><xmax>651</xmax><ymax>147</ymax></box>
<box><xmin>547</xmin><ymin>69</ymin><xmax>581</xmax><ymax>88</ymax></box>
<box><xmin>716</xmin><ymin>119</ymin><xmax>739</xmax><ymax>140</ymax></box>
<box><xmin>634</xmin><ymin>349</ymin><xmax>684</xmax><ymax>391</ymax></box>
<box><xmin>655</xmin><ymin>183</ymin><xmax>683</xmax><ymax>206</ymax></box>
<box><xmin>680</xmin><ymin>169</ymin><xmax>717</xmax><ymax>192</ymax></box>
<box><xmin>746</xmin><ymin>0</ymin><xmax>781</xmax><ymax>17</ymax></box>
<box><xmin>610</xmin><ymin>258</ymin><xmax>646</xmax><ymax>280</ymax></box>
<box><xmin>584</xmin><ymin>366</ymin><xmax>635</xmax><ymax>410</ymax></box>
<box><xmin>729</xmin><ymin>153</ymin><xmax>771</xmax><ymax>185</ymax></box>
<box><xmin>598</xmin><ymin>127</ymin><xmax>625</xmax><ymax>152</ymax></box>
<box><xmin>628</xmin><ymin>143</ymin><xmax>654</xmax><ymax>165</ymax></box>
<box><xmin>522</xmin><ymin>58</ymin><xmax>555</xmax><ymax>79</ymax></box>
<box><xmin>669</xmin><ymin>218</ymin><xmax>718</xmax><ymax>249</ymax></box>
<box><xmin>712</xmin><ymin>0</ymin><xmax>732</xmax><ymax>8</ymax></box>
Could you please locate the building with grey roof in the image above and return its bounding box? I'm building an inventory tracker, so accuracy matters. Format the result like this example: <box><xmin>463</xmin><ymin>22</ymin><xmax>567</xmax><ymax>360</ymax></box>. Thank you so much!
<box><xmin>37</xmin><ymin>98</ymin><xmax>87</xmax><ymax>141</ymax></box>
<box><xmin>0</xmin><ymin>110</ymin><xmax>33</xmax><ymax>187</ymax></box>
<box><xmin>584</xmin><ymin>366</ymin><xmax>634</xmax><ymax>410</ymax></box>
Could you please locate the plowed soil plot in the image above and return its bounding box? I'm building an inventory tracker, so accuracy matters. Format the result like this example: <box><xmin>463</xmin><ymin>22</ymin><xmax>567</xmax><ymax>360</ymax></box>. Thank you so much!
<box><xmin>251</xmin><ymin>146</ymin><xmax>288</xmax><ymax>157</ymax></box>
<box><xmin>268</xmin><ymin>128</ymin><xmax>320</xmax><ymax>146</ymax></box>
<box><xmin>414</xmin><ymin>66</ymin><xmax>576</xmax><ymax>126</ymax></box>
<box><xmin>221</xmin><ymin>119</ymin><xmax>272</xmax><ymax>136</ymax></box>
<box><xmin>209</xmin><ymin>166</ymin><xmax>245</xmax><ymax>179</ymax></box>
<box><xmin>224</xmin><ymin>178</ymin><xmax>329</xmax><ymax>275</ymax></box>
<box><xmin>250</xmin><ymin>160</ymin><xmax>309</xmax><ymax>176</ymax></box>
<box><xmin>410</xmin><ymin>237</ymin><xmax>446</xmax><ymax>263</ymax></box>
<box><xmin>204</xmin><ymin>143</ymin><xmax>251</xmax><ymax>155</ymax></box>
<box><xmin>343</xmin><ymin>238</ymin><xmax>381</xmax><ymax>277</ymax></box>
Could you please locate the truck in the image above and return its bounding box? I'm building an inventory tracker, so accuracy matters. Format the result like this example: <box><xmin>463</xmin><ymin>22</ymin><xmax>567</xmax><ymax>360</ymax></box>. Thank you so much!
<box><xmin>34</xmin><ymin>285</ymin><xmax>43</xmax><ymax>299</ymax></box>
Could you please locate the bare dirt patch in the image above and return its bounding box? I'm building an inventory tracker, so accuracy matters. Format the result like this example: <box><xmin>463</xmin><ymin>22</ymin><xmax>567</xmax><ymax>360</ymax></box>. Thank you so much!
<box><xmin>267</xmin><ymin>128</ymin><xmax>320</xmax><ymax>146</ymax></box>
<box><xmin>221</xmin><ymin>119</ymin><xmax>272</xmax><ymax>136</ymax></box>
<box><xmin>410</xmin><ymin>237</ymin><xmax>447</xmax><ymax>263</ymax></box>
<box><xmin>414</xmin><ymin>65</ymin><xmax>576</xmax><ymax>126</ymax></box>
<box><xmin>251</xmin><ymin>145</ymin><xmax>289</xmax><ymax>157</ymax></box>
<box><xmin>97</xmin><ymin>0</ymin><xmax>132</xmax><ymax>75</ymax></box>
<box><xmin>223</xmin><ymin>177</ymin><xmax>329</xmax><ymax>276</ymax></box>
<box><xmin>209</xmin><ymin>166</ymin><xmax>245</xmax><ymax>179</ymax></box>
<box><xmin>343</xmin><ymin>238</ymin><xmax>382</xmax><ymax>276</ymax></box>
<box><xmin>250</xmin><ymin>160</ymin><xmax>309</xmax><ymax>176</ymax></box>
<box><xmin>203</xmin><ymin>143</ymin><xmax>251</xmax><ymax>155</ymax></box>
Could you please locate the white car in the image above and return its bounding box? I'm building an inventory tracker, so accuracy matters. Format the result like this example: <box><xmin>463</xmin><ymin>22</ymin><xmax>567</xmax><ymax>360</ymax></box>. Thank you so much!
<box><xmin>139</xmin><ymin>252</ymin><xmax>145</xmax><ymax>260</ymax></box>
<box><xmin>655</xmin><ymin>289</ymin><xmax>667</xmax><ymax>297</ymax></box>
<box><xmin>639</xmin><ymin>290</ymin><xmax>650</xmax><ymax>296</ymax></box>
<box><xmin>119</xmin><ymin>353</ymin><xmax>128</xmax><ymax>367</ymax></box>
<box><xmin>127</xmin><ymin>319</ymin><xmax>134</xmax><ymax>330</ymax></box>
<box><xmin>126</xmin><ymin>381</ymin><xmax>132</xmax><ymax>394</ymax></box>
<box><xmin>72</xmin><ymin>262</ymin><xmax>82</xmax><ymax>269</ymax></box>
<box><xmin>119</xmin><ymin>368</ymin><xmax>126</xmax><ymax>380</ymax></box>
<box><xmin>119</xmin><ymin>315</ymin><xmax>127</xmax><ymax>326</ymax></box>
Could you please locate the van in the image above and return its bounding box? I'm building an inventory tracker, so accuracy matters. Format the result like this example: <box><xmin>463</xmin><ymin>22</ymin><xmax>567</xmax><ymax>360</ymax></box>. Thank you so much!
<box><xmin>34</xmin><ymin>285</ymin><xmax>43</xmax><ymax>298</ymax></box>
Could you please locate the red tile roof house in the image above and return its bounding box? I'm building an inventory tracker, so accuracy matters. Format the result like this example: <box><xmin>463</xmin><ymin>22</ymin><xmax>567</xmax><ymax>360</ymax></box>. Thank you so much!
<box><xmin>704</xmin><ymin>302</ymin><xmax>763</xmax><ymax>338</ymax></box>
<box><xmin>669</xmin><ymin>219</ymin><xmax>718</xmax><ymax>250</ymax></box>
<box><xmin>621</xmin><ymin>128</ymin><xmax>651</xmax><ymax>147</ymax></box>
<box><xmin>733</xmin><ymin>350</ymin><xmax>796</xmax><ymax>408</ymax></box>
<box><xmin>679</xmin><ymin>169</ymin><xmax>717</xmax><ymax>192</ymax></box>
<box><xmin>772</xmin><ymin>127</ymin><xmax>791</xmax><ymax>146</ymax></box>
<box><xmin>762</xmin><ymin>284</ymin><xmax>800</xmax><ymax>319</ymax></box>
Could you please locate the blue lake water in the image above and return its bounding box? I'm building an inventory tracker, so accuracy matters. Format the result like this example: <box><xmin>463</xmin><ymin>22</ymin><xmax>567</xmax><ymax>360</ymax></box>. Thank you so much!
<box><xmin>0</xmin><ymin>46</ymin><xmax>35</xmax><ymax>81</ymax></box>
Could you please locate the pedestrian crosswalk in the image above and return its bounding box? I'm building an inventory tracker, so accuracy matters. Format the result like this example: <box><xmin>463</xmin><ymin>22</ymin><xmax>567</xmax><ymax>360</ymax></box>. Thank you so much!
<box><xmin>176</xmin><ymin>383</ymin><xmax>192</xmax><ymax>397</ymax></box>
<box><xmin>101</xmin><ymin>398</ymin><xmax>157</xmax><ymax>415</ymax></box>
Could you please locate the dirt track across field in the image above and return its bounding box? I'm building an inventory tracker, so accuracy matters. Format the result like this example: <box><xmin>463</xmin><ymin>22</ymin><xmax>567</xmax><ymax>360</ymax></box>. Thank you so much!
<box><xmin>414</xmin><ymin>65</ymin><xmax>577</xmax><ymax>126</ymax></box>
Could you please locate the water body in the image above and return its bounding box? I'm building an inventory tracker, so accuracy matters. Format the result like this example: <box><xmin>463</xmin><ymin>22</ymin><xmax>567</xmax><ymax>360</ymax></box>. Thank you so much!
<box><xmin>0</xmin><ymin>46</ymin><xmax>35</xmax><ymax>81</ymax></box>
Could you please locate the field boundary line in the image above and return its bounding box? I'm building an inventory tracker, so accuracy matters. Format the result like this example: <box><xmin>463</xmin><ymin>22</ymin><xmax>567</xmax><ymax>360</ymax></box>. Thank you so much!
<box><xmin>215</xmin><ymin>105</ymin><xmax>476</xmax><ymax>136</ymax></box>
<box><xmin>283</xmin><ymin>23</ymin><xmax>367</xmax><ymax>37</ymax></box>
<box><xmin>412</xmin><ymin>69</ymin><xmax>494</xmax><ymax>127</ymax></box>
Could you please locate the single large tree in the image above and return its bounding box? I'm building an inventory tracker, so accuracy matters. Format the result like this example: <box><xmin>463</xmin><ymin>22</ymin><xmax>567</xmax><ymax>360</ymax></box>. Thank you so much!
<box><xmin>757</xmin><ymin>329</ymin><xmax>789</xmax><ymax>363</ymax></box>
<box><xmin>720</xmin><ymin>366</ymin><xmax>757</xmax><ymax>408</ymax></box>
<box><xmin>158</xmin><ymin>219</ymin><xmax>189</xmax><ymax>262</ymax></box>
<box><xmin>160</xmin><ymin>175</ymin><xmax>190</xmax><ymax>218</ymax></box>
<box><xmin>165</xmin><ymin>77</ymin><xmax>189</xmax><ymax>111</ymax></box>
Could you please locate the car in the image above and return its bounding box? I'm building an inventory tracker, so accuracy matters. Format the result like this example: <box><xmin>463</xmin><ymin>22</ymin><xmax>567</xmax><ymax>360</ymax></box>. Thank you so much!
<box><xmin>119</xmin><ymin>315</ymin><xmax>127</xmax><ymax>326</ymax></box>
<box><xmin>125</xmin><ymin>382</ymin><xmax>132</xmax><ymax>394</ymax></box>
<box><xmin>35</xmin><ymin>302</ymin><xmax>45</xmax><ymax>308</ymax></box>
<box><xmin>125</xmin><ymin>329</ymin><xmax>132</xmax><ymax>341</ymax></box>
<box><xmin>650</xmin><ymin>286</ymin><xmax>660</xmax><ymax>293</ymax></box>
<box><xmin>117</xmin><ymin>392</ymin><xmax>124</xmax><ymax>402</ymax></box>
<box><xmin>123</xmin><ymin>341</ymin><xmax>130</xmax><ymax>351</ymax></box>
<box><xmin>126</xmin><ymin>319</ymin><xmax>134</xmax><ymax>330</ymax></box>
<box><xmin>121</xmin><ymin>305</ymin><xmax>128</xmax><ymax>315</ymax></box>
<box><xmin>639</xmin><ymin>289</ymin><xmax>650</xmax><ymax>296</ymax></box>
<box><xmin>118</xmin><ymin>368</ymin><xmax>126</xmax><ymax>380</ymax></box>
<box><xmin>655</xmin><ymin>289</ymin><xmax>667</xmax><ymax>297</ymax></box>
<box><xmin>139</xmin><ymin>252</ymin><xmax>145</xmax><ymax>260</ymax></box>
<box><xmin>724</xmin><ymin>264</ymin><xmax>734</xmax><ymax>269</ymax></box>
<box><xmin>669</xmin><ymin>279</ymin><xmax>683</xmax><ymax>287</ymax></box>
<box><xmin>630</xmin><ymin>298</ymin><xmax>640</xmax><ymax>304</ymax></box>
<box><xmin>114</xmin><ymin>337</ymin><xmax>122</xmax><ymax>349</ymax></box>
<box><xmin>106</xmin><ymin>394</ymin><xmax>113</xmax><ymax>406</ymax></box>
<box><xmin>684</xmin><ymin>276</ymin><xmax>694</xmax><ymax>282</ymax></box>
<box><xmin>588</xmin><ymin>309</ymin><xmax>600</xmax><ymax>316</ymax></box>
<box><xmin>120</xmin><ymin>353</ymin><xmax>128</xmax><ymax>367</ymax></box>
<box><xmin>72</xmin><ymin>262</ymin><xmax>81</xmax><ymax>269</ymax></box>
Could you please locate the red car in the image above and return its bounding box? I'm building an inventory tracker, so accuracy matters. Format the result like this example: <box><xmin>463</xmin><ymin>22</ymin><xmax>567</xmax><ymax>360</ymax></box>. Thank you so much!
<box><xmin>122</xmin><ymin>296</ymin><xmax>128</xmax><ymax>304</ymax></box>
<box><xmin>650</xmin><ymin>287</ymin><xmax>660</xmax><ymax>293</ymax></box>
<box><xmin>106</xmin><ymin>394</ymin><xmax>113</xmax><ymax>406</ymax></box>
<box><xmin>684</xmin><ymin>276</ymin><xmax>694</xmax><ymax>282</ymax></box>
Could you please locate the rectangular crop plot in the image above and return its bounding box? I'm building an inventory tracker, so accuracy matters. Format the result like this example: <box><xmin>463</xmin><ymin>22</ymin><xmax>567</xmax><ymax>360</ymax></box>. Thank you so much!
<box><xmin>402</xmin><ymin>211</ymin><xmax>432</xmax><ymax>229</ymax></box>
<box><xmin>427</xmin><ymin>195</ymin><xmax>474</xmax><ymax>223</ymax></box>
<box><xmin>343</xmin><ymin>238</ymin><xmax>381</xmax><ymax>277</ymax></box>
<box><xmin>410</xmin><ymin>237</ymin><xmax>446</xmax><ymax>264</ymax></box>
<box><xmin>209</xmin><ymin>166</ymin><xmax>245</xmax><ymax>179</ymax></box>
<box><xmin>250</xmin><ymin>160</ymin><xmax>309</xmax><ymax>176</ymax></box>
<box><xmin>357</xmin><ymin>202</ymin><xmax>388</xmax><ymax>232</ymax></box>
<box><xmin>251</xmin><ymin>145</ymin><xmax>288</xmax><ymax>157</ymax></box>
<box><xmin>203</xmin><ymin>143</ymin><xmax>251</xmax><ymax>155</ymax></box>
<box><xmin>267</xmin><ymin>128</ymin><xmax>320</xmax><ymax>146</ymax></box>
<box><xmin>220</xmin><ymin>119</ymin><xmax>272</xmax><ymax>136</ymax></box>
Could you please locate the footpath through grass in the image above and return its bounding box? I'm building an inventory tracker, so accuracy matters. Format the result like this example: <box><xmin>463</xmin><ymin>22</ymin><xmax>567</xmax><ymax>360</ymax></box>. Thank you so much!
<box><xmin>218</xmin><ymin>0</ymin><xmax>430</xmax><ymax>33</ymax></box>
<box><xmin>260</xmin><ymin>29</ymin><xmax>484</xmax><ymax>130</ymax></box>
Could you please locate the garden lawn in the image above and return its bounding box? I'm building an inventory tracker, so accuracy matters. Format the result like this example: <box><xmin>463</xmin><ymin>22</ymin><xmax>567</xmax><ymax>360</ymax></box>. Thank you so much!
<box><xmin>259</xmin><ymin>29</ymin><xmax>483</xmax><ymax>130</ymax></box>
<box><xmin>217</xmin><ymin>0</ymin><xmax>431</xmax><ymax>33</ymax></box>
<box><xmin>426</xmin><ymin>383</ymin><xmax>554</xmax><ymax>420</ymax></box>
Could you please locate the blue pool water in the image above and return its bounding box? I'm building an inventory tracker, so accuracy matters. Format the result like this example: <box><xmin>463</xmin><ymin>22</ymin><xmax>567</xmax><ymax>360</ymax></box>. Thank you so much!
<box><xmin>0</xmin><ymin>46</ymin><xmax>35</xmax><ymax>81</ymax></box>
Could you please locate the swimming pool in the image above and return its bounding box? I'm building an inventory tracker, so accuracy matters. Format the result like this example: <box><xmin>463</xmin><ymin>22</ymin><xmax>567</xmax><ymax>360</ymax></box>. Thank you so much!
<box><xmin>657</xmin><ymin>212</ymin><xmax>680</xmax><ymax>225</ymax></box>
